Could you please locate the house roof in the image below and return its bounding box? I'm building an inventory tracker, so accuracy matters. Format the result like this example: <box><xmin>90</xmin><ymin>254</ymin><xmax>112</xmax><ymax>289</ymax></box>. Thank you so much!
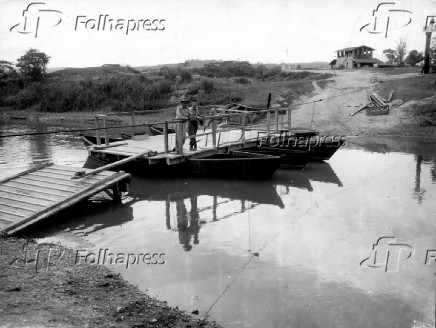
<box><xmin>352</xmin><ymin>58</ymin><xmax>383</xmax><ymax>64</ymax></box>
<box><xmin>336</xmin><ymin>45</ymin><xmax>375</xmax><ymax>52</ymax></box>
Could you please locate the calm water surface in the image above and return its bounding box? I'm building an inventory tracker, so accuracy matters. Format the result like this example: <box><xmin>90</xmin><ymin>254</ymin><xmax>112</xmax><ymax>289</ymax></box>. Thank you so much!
<box><xmin>0</xmin><ymin>123</ymin><xmax>435</xmax><ymax>328</ymax></box>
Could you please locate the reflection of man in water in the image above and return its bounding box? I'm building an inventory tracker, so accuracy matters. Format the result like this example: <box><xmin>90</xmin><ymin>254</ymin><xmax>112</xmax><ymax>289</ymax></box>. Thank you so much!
<box><xmin>175</xmin><ymin>198</ymin><xmax>201</xmax><ymax>251</ymax></box>
<box><xmin>189</xmin><ymin>196</ymin><xmax>200</xmax><ymax>245</ymax></box>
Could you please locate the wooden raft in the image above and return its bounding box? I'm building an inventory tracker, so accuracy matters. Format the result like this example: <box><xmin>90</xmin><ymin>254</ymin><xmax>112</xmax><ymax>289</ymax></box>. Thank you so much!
<box><xmin>88</xmin><ymin>129</ymin><xmax>267</xmax><ymax>165</ymax></box>
<box><xmin>0</xmin><ymin>164</ymin><xmax>130</xmax><ymax>235</ymax></box>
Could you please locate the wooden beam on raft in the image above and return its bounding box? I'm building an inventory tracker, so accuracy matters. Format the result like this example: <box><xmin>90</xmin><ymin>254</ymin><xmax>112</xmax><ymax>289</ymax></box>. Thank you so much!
<box><xmin>72</xmin><ymin>150</ymin><xmax>154</xmax><ymax>179</ymax></box>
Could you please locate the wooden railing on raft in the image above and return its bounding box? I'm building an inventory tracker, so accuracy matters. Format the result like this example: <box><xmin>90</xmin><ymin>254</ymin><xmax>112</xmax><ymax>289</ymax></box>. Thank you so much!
<box><xmin>91</xmin><ymin>105</ymin><xmax>294</xmax><ymax>156</ymax></box>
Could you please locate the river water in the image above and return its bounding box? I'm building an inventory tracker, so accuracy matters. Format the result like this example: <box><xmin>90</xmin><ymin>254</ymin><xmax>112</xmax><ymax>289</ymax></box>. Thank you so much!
<box><xmin>0</xmin><ymin>122</ymin><xmax>435</xmax><ymax>328</ymax></box>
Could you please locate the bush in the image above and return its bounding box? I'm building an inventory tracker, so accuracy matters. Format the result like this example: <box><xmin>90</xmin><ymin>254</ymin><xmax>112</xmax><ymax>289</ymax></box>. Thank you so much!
<box><xmin>196</xmin><ymin>88</ymin><xmax>242</xmax><ymax>106</ymax></box>
<box><xmin>195</xmin><ymin>61</ymin><xmax>256</xmax><ymax>78</ymax></box>
<box><xmin>159</xmin><ymin>67</ymin><xmax>177</xmax><ymax>81</ymax></box>
<box><xmin>27</xmin><ymin>76</ymin><xmax>173</xmax><ymax>112</ymax></box>
<box><xmin>15</xmin><ymin>82</ymin><xmax>43</xmax><ymax>109</ymax></box>
<box><xmin>157</xmin><ymin>79</ymin><xmax>173</xmax><ymax>94</ymax></box>
<box><xmin>185</xmin><ymin>82</ymin><xmax>201</xmax><ymax>96</ymax></box>
<box><xmin>264</xmin><ymin>66</ymin><xmax>282</xmax><ymax>78</ymax></box>
<box><xmin>202</xmin><ymin>79</ymin><xmax>214</xmax><ymax>94</ymax></box>
<box><xmin>234</xmin><ymin>77</ymin><xmax>251</xmax><ymax>84</ymax></box>
<box><xmin>179</xmin><ymin>69</ymin><xmax>192</xmax><ymax>83</ymax></box>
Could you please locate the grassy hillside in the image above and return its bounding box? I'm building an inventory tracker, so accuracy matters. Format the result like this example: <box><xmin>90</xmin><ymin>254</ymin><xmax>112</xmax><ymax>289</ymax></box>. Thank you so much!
<box><xmin>0</xmin><ymin>63</ymin><xmax>333</xmax><ymax>113</ymax></box>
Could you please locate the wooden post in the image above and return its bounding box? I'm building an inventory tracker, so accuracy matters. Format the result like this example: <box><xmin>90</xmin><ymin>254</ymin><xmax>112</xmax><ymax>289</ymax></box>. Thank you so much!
<box><xmin>275</xmin><ymin>109</ymin><xmax>279</xmax><ymax>132</ymax></box>
<box><xmin>241</xmin><ymin>114</ymin><xmax>246</xmax><ymax>141</ymax></box>
<box><xmin>164</xmin><ymin>121</ymin><xmax>169</xmax><ymax>154</ymax></box>
<box><xmin>95</xmin><ymin>116</ymin><xmax>101</xmax><ymax>146</ymax></box>
<box><xmin>212</xmin><ymin>109</ymin><xmax>217</xmax><ymax>150</ymax></box>
<box><xmin>424</xmin><ymin>32</ymin><xmax>432</xmax><ymax>74</ymax></box>
<box><xmin>102</xmin><ymin>116</ymin><xmax>109</xmax><ymax>146</ymax></box>
<box><xmin>266</xmin><ymin>111</ymin><xmax>270</xmax><ymax>137</ymax></box>
<box><xmin>287</xmin><ymin>107</ymin><xmax>292</xmax><ymax>131</ymax></box>
<box><xmin>112</xmin><ymin>183</ymin><xmax>121</xmax><ymax>203</ymax></box>
<box><xmin>131</xmin><ymin>112</ymin><xmax>136</xmax><ymax>136</ymax></box>
<box><xmin>176</xmin><ymin>120</ymin><xmax>184</xmax><ymax>155</ymax></box>
<box><xmin>267</xmin><ymin>93</ymin><xmax>272</xmax><ymax>109</ymax></box>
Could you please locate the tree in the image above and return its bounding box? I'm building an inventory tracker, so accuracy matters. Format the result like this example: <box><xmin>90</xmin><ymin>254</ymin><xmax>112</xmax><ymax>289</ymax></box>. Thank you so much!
<box><xmin>383</xmin><ymin>49</ymin><xmax>397</xmax><ymax>65</ymax></box>
<box><xmin>396</xmin><ymin>38</ymin><xmax>407</xmax><ymax>65</ymax></box>
<box><xmin>0</xmin><ymin>60</ymin><xmax>17</xmax><ymax>81</ymax></box>
<box><xmin>405</xmin><ymin>50</ymin><xmax>424</xmax><ymax>66</ymax></box>
<box><xmin>255</xmin><ymin>64</ymin><xmax>268</xmax><ymax>78</ymax></box>
<box><xmin>16</xmin><ymin>48</ymin><xmax>50</xmax><ymax>81</ymax></box>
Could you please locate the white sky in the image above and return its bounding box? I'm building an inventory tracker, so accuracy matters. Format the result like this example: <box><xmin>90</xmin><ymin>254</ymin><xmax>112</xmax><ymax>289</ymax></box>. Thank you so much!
<box><xmin>0</xmin><ymin>0</ymin><xmax>435</xmax><ymax>67</ymax></box>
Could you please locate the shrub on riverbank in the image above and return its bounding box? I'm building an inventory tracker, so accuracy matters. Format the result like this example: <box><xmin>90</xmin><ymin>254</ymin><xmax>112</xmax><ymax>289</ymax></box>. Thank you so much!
<box><xmin>0</xmin><ymin>75</ymin><xmax>243</xmax><ymax>112</ymax></box>
<box><xmin>4</xmin><ymin>77</ymin><xmax>173</xmax><ymax>112</ymax></box>
<box><xmin>0</xmin><ymin>61</ymin><xmax>333</xmax><ymax>112</ymax></box>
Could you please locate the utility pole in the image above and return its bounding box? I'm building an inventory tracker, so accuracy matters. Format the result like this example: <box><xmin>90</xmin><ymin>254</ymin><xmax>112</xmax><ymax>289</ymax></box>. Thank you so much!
<box><xmin>423</xmin><ymin>16</ymin><xmax>436</xmax><ymax>74</ymax></box>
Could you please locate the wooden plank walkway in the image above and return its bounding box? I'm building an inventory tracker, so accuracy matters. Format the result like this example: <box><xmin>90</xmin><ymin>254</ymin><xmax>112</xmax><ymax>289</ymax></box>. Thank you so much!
<box><xmin>0</xmin><ymin>164</ymin><xmax>131</xmax><ymax>235</ymax></box>
<box><xmin>89</xmin><ymin>128</ymin><xmax>268</xmax><ymax>165</ymax></box>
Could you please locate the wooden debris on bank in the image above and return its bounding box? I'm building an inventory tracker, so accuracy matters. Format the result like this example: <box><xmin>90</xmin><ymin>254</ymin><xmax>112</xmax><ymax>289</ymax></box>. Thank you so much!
<box><xmin>350</xmin><ymin>91</ymin><xmax>394</xmax><ymax>116</ymax></box>
<box><xmin>350</xmin><ymin>102</ymin><xmax>372</xmax><ymax>116</ymax></box>
<box><xmin>386</xmin><ymin>90</ymin><xmax>395</xmax><ymax>102</ymax></box>
<box><xmin>370</xmin><ymin>93</ymin><xmax>388</xmax><ymax>106</ymax></box>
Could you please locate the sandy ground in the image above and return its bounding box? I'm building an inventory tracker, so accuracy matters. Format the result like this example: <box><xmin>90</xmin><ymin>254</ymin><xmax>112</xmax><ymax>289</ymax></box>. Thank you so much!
<box><xmin>285</xmin><ymin>69</ymin><xmax>436</xmax><ymax>136</ymax></box>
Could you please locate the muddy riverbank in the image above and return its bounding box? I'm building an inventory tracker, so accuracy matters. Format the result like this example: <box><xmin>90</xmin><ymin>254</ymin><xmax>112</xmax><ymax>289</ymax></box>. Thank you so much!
<box><xmin>0</xmin><ymin>237</ymin><xmax>222</xmax><ymax>328</ymax></box>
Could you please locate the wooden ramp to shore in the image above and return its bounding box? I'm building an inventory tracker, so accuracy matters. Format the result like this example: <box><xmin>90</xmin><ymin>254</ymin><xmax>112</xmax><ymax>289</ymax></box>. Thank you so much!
<box><xmin>0</xmin><ymin>164</ymin><xmax>130</xmax><ymax>235</ymax></box>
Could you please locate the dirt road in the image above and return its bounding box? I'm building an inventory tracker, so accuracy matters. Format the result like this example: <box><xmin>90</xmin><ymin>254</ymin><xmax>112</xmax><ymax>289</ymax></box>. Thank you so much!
<box><xmin>286</xmin><ymin>69</ymin><xmax>435</xmax><ymax>136</ymax></box>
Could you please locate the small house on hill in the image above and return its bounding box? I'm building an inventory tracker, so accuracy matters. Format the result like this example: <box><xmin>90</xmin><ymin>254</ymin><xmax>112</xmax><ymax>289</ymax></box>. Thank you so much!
<box><xmin>335</xmin><ymin>45</ymin><xmax>382</xmax><ymax>69</ymax></box>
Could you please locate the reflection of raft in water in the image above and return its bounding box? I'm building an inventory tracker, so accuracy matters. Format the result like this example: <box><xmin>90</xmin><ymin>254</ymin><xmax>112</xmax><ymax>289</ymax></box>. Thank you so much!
<box><xmin>124</xmin><ymin>172</ymin><xmax>285</xmax><ymax>208</ymax></box>
<box><xmin>272</xmin><ymin>161</ymin><xmax>343</xmax><ymax>191</ymax></box>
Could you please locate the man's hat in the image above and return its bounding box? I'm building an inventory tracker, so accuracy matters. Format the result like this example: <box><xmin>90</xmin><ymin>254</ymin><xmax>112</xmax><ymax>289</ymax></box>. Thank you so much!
<box><xmin>180</xmin><ymin>95</ymin><xmax>190</xmax><ymax>103</ymax></box>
